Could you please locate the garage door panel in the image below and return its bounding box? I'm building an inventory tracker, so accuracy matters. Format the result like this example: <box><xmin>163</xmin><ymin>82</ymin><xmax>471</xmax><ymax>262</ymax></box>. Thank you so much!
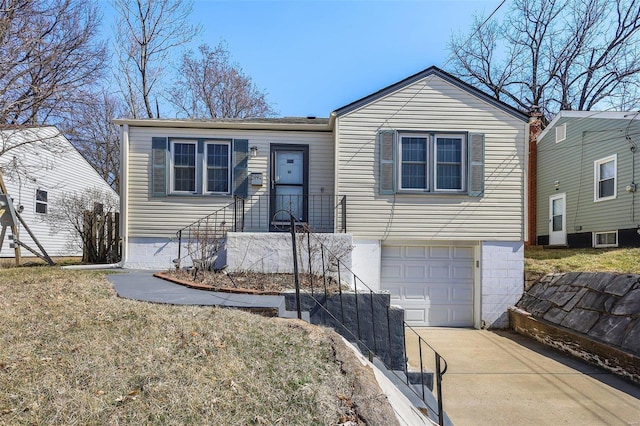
<box><xmin>405</xmin><ymin>309</ymin><xmax>426</xmax><ymax>322</ymax></box>
<box><xmin>404</xmin><ymin>287</ymin><xmax>427</xmax><ymax>300</ymax></box>
<box><xmin>453</xmin><ymin>247</ymin><xmax>474</xmax><ymax>259</ymax></box>
<box><xmin>381</xmin><ymin>243</ymin><xmax>474</xmax><ymax>327</ymax></box>
<box><xmin>453</xmin><ymin>265</ymin><xmax>473</xmax><ymax>279</ymax></box>
<box><xmin>429</xmin><ymin>246</ymin><xmax>450</xmax><ymax>259</ymax></box>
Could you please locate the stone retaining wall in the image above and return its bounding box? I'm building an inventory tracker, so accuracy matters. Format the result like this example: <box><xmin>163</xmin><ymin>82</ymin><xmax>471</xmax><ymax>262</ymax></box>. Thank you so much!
<box><xmin>513</xmin><ymin>272</ymin><xmax>640</xmax><ymax>382</ymax></box>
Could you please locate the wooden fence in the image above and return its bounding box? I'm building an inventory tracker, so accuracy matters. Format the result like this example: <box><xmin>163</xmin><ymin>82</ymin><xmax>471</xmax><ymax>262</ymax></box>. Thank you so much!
<box><xmin>82</xmin><ymin>208</ymin><xmax>120</xmax><ymax>264</ymax></box>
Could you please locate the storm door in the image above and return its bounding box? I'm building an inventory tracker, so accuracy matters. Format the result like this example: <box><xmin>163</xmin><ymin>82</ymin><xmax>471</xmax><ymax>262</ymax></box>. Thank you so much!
<box><xmin>549</xmin><ymin>193</ymin><xmax>567</xmax><ymax>245</ymax></box>
<box><xmin>270</xmin><ymin>145</ymin><xmax>309</xmax><ymax>230</ymax></box>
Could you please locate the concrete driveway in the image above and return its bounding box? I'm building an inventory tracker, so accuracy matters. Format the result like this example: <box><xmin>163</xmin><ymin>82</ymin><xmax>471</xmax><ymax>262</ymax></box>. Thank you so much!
<box><xmin>405</xmin><ymin>328</ymin><xmax>640</xmax><ymax>426</ymax></box>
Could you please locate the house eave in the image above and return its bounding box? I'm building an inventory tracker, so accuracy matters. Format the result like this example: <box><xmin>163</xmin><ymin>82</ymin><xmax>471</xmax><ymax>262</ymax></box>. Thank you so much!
<box><xmin>538</xmin><ymin>110</ymin><xmax>640</xmax><ymax>142</ymax></box>
<box><xmin>112</xmin><ymin>117</ymin><xmax>335</xmax><ymax>132</ymax></box>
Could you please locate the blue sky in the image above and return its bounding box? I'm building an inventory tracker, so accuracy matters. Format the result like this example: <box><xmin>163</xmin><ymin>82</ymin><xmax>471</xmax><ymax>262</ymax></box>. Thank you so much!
<box><xmin>104</xmin><ymin>0</ymin><xmax>504</xmax><ymax>118</ymax></box>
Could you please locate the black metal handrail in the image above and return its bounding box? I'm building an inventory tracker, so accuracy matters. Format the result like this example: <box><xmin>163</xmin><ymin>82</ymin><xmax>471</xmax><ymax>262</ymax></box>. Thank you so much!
<box><xmin>174</xmin><ymin>199</ymin><xmax>239</xmax><ymax>269</ymax></box>
<box><xmin>287</xmin><ymin>219</ymin><xmax>448</xmax><ymax>425</ymax></box>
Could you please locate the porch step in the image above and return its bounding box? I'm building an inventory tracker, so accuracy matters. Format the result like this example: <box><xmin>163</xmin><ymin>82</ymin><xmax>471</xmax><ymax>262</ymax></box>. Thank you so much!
<box><xmin>375</xmin><ymin>359</ymin><xmax>452</xmax><ymax>426</ymax></box>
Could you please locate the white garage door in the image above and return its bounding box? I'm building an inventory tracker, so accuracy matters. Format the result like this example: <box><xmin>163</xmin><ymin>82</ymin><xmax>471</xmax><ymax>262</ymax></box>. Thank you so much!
<box><xmin>381</xmin><ymin>244</ymin><xmax>474</xmax><ymax>327</ymax></box>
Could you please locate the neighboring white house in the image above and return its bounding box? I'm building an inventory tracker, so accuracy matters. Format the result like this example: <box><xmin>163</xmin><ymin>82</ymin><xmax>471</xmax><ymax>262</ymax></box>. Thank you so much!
<box><xmin>116</xmin><ymin>66</ymin><xmax>529</xmax><ymax>328</ymax></box>
<box><xmin>0</xmin><ymin>126</ymin><xmax>117</xmax><ymax>258</ymax></box>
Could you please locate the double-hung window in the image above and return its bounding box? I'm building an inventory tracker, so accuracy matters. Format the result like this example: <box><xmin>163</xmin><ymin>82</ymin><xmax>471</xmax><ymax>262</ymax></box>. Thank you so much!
<box><xmin>169</xmin><ymin>139</ymin><xmax>231</xmax><ymax>195</ymax></box>
<box><xmin>435</xmin><ymin>136</ymin><xmax>464</xmax><ymax>191</ymax></box>
<box><xmin>396</xmin><ymin>133</ymin><xmax>466</xmax><ymax>192</ymax></box>
<box><xmin>171</xmin><ymin>141</ymin><xmax>197</xmax><ymax>193</ymax></box>
<box><xmin>594</xmin><ymin>154</ymin><xmax>616</xmax><ymax>201</ymax></box>
<box><xmin>35</xmin><ymin>189</ymin><xmax>47</xmax><ymax>214</ymax></box>
<box><xmin>205</xmin><ymin>142</ymin><xmax>230</xmax><ymax>194</ymax></box>
<box><xmin>400</xmin><ymin>135</ymin><xmax>428</xmax><ymax>190</ymax></box>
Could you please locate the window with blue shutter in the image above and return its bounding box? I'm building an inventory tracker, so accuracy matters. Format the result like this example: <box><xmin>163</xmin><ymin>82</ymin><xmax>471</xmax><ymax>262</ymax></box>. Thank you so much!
<box><xmin>151</xmin><ymin>137</ymin><xmax>168</xmax><ymax>196</ymax></box>
<box><xmin>233</xmin><ymin>139</ymin><xmax>249</xmax><ymax>198</ymax></box>
<box><xmin>152</xmin><ymin>136</ymin><xmax>242</xmax><ymax>196</ymax></box>
<box><xmin>379</xmin><ymin>130</ymin><xmax>396</xmax><ymax>194</ymax></box>
<box><xmin>378</xmin><ymin>130</ymin><xmax>485</xmax><ymax>196</ymax></box>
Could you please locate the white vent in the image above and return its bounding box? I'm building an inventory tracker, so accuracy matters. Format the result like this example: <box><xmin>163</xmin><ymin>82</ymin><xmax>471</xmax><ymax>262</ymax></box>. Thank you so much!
<box><xmin>555</xmin><ymin>123</ymin><xmax>566</xmax><ymax>143</ymax></box>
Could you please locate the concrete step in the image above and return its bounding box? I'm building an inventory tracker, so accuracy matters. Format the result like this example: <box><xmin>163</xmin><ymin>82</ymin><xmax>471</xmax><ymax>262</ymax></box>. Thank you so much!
<box><xmin>376</xmin><ymin>359</ymin><xmax>452</xmax><ymax>426</ymax></box>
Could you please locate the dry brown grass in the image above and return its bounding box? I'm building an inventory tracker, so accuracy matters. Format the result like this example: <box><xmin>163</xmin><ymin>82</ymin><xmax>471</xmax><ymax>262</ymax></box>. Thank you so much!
<box><xmin>0</xmin><ymin>267</ymin><xmax>363</xmax><ymax>425</ymax></box>
<box><xmin>525</xmin><ymin>246</ymin><xmax>640</xmax><ymax>275</ymax></box>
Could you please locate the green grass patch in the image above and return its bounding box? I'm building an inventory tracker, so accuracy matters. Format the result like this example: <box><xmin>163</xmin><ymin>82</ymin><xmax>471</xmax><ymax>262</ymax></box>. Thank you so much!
<box><xmin>525</xmin><ymin>246</ymin><xmax>640</xmax><ymax>275</ymax></box>
<box><xmin>0</xmin><ymin>267</ymin><xmax>357</xmax><ymax>425</ymax></box>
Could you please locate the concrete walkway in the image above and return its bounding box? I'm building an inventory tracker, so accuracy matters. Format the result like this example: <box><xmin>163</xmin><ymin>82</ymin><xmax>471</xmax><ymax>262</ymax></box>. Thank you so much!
<box><xmin>405</xmin><ymin>328</ymin><xmax>640</xmax><ymax>426</ymax></box>
<box><xmin>107</xmin><ymin>269</ymin><xmax>285</xmax><ymax>308</ymax></box>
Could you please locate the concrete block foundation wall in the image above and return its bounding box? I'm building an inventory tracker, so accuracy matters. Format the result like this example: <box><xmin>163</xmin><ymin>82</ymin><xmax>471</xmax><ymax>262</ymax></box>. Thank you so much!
<box><xmin>481</xmin><ymin>242</ymin><xmax>524</xmax><ymax>328</ymax></box>
<box><xmin>284</xmin><ymin>292</ymin><xmax>406</xmax><ymax>371</ymax></box>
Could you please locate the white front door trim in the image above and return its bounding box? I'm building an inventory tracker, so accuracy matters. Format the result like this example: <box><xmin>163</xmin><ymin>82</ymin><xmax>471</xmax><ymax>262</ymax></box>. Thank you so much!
<box><xmin>549</xmin><ymin>193</ymin><xmax>567</xmax><ymax>245</ymax></box>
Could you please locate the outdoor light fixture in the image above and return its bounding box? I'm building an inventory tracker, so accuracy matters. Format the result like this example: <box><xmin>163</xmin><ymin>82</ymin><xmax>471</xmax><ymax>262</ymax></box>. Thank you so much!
<box><xmin>250</xmin><ymin>146</ymin><xmax>258</xmax><ymax>157</ymax></box>
<box><xmin>554</xmin><ymin>180</ymin><xmax>560</xmax><ymax>190</ymax></box>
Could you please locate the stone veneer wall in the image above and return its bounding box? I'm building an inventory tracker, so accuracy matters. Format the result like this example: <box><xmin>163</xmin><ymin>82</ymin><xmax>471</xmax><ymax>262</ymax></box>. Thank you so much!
<box><xmin>515</xmin><ymin>272</ymin><xmax>640</xmax><ymax>356</ymax></box>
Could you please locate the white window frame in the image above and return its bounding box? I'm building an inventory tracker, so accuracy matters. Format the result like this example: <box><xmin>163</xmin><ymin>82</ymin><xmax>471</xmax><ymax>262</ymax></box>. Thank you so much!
<box><xmin>593</xmin><ymin>230</ymin><xmax>618</xmax><ymax>248</ymax></box>
<box><xmin>555</xmin><ymin>123</ymin><xmax>566</xmax><ymax>143</ymax></box>
<box><xmin>169</xmin><ymin>139</ymin><xmax>232</xmax><ymax>195</ymax></box>
<box><xmin>397</xmin><ymin>132</ymin><xmax>467</xmax><ymax>193</ymax></box>
<box><xmin>35</xmin><ymin>189</ymin><xmax>47</xmax><ymax>214</ymax></box>
<box><xmin>434</xmin><ymin>134</ymin><xmax>466</xmax><ymax>192</ymax></box>
<box><xmin>398</xmin><ymin>133</ymin><xmax>429</xmax><ymax>191</ymax></box>
<box><xmin>170</xmin><ymin>140</ymin><xmax>197</xmax><ymax>194</ymax></box>
<box><xmin>594</xmin><ymin>154</ymin><xmax>617</xmax><ymax>202</ymax></box>
<box><xmin>203</xmin><ymin>141</ymin><xmax>231</xmax><ymax>195</ymax></box>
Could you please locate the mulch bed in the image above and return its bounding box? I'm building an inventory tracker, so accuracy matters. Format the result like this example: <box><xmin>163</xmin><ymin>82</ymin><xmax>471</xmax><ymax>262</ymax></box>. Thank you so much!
<box><xmin>156</xmin><ymin>269</ymin><xmax>345</xmax><ymax>295</ymax></box>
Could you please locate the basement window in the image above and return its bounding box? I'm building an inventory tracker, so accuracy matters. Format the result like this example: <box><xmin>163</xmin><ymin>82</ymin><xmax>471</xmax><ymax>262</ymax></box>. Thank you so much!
<box><xmin>593</xmin><ymin>230</ymin><xmax>617</xmax><ymax>248</ymax></box>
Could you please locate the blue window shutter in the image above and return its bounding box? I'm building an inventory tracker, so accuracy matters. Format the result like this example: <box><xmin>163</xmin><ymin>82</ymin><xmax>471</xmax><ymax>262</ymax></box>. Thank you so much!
<box><xmin>379</xmin><ymin>130</ymin><xmax>396</xmax><ymax>194</ymax></box>
<box><xmin>233</xmin><ymin>139</ymin><xmax>249</xmax><ymax>198</ymax></box>
<box><xmin>196</xmin><ymin>140</ymin><xmax>204</xmax><ymax>195</ymax></box>
<box><xmin>468</xmin><ymin>133</ymin><xmax>485</xmax><ymax>196</ymax></box>
<box><xmin>151</xmin><ymin>137</ymin><xmax>168</xmax><ymax>196</ymax></box>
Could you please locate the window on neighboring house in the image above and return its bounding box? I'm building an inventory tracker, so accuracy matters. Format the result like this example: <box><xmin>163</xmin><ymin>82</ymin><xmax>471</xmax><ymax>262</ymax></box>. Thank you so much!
<box><xmin>594</xmin><ymin>155</ymin><xmax>616</xmax><ymax>201</ymax></box>
<box><xmin>35</xmin><ymin>189</ymin><xmax>47</xmax><ymax>214</ymax></box>
<box><xmin>152</xmin><ymin>138</ymin><xmax>246</xmax><ymax>197</ymax></box>
<box><xmin>395</xmin><ymin>132</ymin><xmax>468</xmax><ymax>193</ymax></box>
<box><xmin>593</xmin><ymin>230</ymin><xmax>617</xmax><ymax>248</ymax></box>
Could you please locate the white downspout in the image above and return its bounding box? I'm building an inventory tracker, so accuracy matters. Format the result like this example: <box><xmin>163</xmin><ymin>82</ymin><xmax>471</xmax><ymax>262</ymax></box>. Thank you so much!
<box><xmin>119</xmin><ymin>124</ymin><xmax>129</xmax><ymax>267</ymax></box>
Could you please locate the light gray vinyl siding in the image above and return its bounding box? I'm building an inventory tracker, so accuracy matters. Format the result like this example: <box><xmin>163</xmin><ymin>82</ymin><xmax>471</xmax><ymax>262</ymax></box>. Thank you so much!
<box><xmin>336</xmin><ymin>74</ymin><xmax>526</xmax><ymax>241</ymax></box>
<box><xmin>127</xmin><ymin>126</ymin><xmax>334</xmax><ymax>238</ymax></box>
<box><xmin>536</xmin><ymin>117</ymin><xmax>640</xmax><ymax>237</ymax></box>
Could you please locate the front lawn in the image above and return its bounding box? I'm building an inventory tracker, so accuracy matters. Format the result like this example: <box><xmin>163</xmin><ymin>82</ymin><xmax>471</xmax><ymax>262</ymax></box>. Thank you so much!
<box><xmin>525</xmin><ymin>246</ymin><xmax>640</xmax><ymax>275</ymax></box>
<box><xmin>0</xmin><ymin>267</ymin><xmax>367</xmax><ymax>425</ymax></box>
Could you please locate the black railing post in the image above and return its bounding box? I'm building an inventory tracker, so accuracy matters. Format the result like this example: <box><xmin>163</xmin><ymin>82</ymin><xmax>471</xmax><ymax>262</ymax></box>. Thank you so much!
<box><xmin>341</xmin><ymin>195</ymin><xmax>347</xmax><ymax>232</ymax></box>
<box><xmin>436</xmin><ymin>354</ymin><xmax>444</xmax><ymax>426</ymax></box>
<box><xmin>290</xmin><ymin>214</ymin><xmax>302</xmax><ymax>320</ymax></box>
<box><xmin>176</xmin><ymin>230</ymin><xmax>182</xmax><ymax>269</ymax></box>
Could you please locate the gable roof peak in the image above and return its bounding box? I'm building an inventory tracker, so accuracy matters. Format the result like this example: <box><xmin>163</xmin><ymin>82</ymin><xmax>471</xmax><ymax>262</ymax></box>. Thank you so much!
<box><xmin>334</xmin><ymin>65</ymin><xmax>528</xmax><ymax>121</ymax></box>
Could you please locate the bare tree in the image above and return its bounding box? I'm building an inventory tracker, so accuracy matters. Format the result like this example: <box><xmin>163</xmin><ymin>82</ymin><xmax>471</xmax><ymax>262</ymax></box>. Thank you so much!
<box><xmin>0</xmin><ymin>0</ymin><xmax>106</xmax><ymax>126</ymax></box>
<box><xmin>66</xmin><ymin>92</ymin><xmax>123</xmax><ymax>192</ymax></box>
<box><xmin>449</xmin><ymin>0</ymin><xmax>640</xmax><ymax>118</ymax></box>
<box><xmin>112</xmin><ymin>0</ymin><xmax>199</xmax><ymax>119</ymax></box>
<box><xmin>168</xmin><ymin>42</ymin><xmax>276</xmax><ymax>119</ymax></box>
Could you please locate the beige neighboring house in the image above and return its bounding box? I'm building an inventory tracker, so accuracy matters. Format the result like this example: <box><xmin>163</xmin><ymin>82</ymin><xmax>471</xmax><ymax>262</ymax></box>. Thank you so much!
<box><xmin>0</xmin><ymin>126</ymin><xmax>117</xmax><ymax>258</ymax></box>
<box><xmin>116</xmin><ymin>66</ymin><xmax>529</xmax><ymax>328</ymax></box>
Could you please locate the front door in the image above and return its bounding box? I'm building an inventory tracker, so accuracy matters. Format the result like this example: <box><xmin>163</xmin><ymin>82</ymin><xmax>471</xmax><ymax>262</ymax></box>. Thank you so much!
<box><xmin>270</xmin><ymin>145</ymin><xmax>308</xmax><ymax>229</ymax></box>
<box><xmin>549</xmin><ymin>193</ymin><xmax>566</xmax><ymax>245</ymax></box>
